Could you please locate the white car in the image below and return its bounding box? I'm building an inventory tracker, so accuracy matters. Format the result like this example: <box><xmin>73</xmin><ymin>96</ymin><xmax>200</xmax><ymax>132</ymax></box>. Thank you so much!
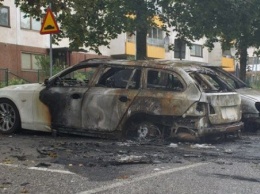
<box><xmin>0</xmin><ymin>59</ymin><xmax>243</xmax><ymax>141</ymax></box>
<box><xmin>207</xmin><ymin>66</ymin><xmax>260</xmax><ymax>132</ymax></box>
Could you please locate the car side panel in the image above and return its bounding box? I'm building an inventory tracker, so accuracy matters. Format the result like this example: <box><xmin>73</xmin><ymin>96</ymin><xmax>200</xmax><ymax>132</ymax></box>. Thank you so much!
<box><xmin>0</xmin><ymin>84</ymin><xmax>51</xmax><ymax>131</ymax></box>
<box><xmin>40</xmin><ymin>87</ymin><xmax>89</xmax><ymax>130</ymax></box>
<box><xmin>81</xmin><ymin>87</ymin><xmax>139</xmax><ymax>131</ymax></box>
<box><xmin>127</xmin><ymin>83</ymin><xmax>201</xmax><ymax>116</ymax></box>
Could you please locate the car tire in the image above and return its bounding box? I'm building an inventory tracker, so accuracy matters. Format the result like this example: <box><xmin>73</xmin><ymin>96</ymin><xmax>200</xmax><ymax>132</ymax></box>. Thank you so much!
<box><xmin>0</xmin><ymin>99</ymin><xmax>20</xmax><ymax>134</ymax></box>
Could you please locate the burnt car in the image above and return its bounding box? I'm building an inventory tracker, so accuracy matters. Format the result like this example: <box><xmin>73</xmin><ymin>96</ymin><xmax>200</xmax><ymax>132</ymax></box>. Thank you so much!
<box><xmin>206</xmin><ymin>66</ymin><xmax>260</xmax><ymax>131</ymax></box>
<box><xmin>0</xmin><ymin>59</ymin><xmax>243</xmax><ymax>141</ymax></box>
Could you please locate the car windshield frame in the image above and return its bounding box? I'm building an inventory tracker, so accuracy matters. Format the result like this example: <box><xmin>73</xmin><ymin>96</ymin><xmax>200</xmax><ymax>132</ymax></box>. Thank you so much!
<box><xmin>205</xmin><ymin>66</ymin><xmax>249</xmax><ymax>89</ymax></box>
<box><xmin>188</xmin><ymin>70</ymin><xmax>234</xmax><ymax>93</ymax></box>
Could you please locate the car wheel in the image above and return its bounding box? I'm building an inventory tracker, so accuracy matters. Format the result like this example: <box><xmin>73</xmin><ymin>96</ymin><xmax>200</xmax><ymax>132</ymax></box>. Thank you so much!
<box><xmin>0</xmin><ymin>99</ymin><xmax>20</xmax><ymax>134</ymax></box>
<box><xmin>127</xmin><ymin>121</ymin><xmax>162</xmax><ymax>141</ymax></box>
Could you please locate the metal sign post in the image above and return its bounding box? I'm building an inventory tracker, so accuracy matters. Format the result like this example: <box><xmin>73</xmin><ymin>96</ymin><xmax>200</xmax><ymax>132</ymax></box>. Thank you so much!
<box><xmin>40</xmin><ymin>3</ymin><xmax>60</xmax><ymax>77</ymax></box>
<box><xmin>50</xmin><ymin>33</ymin><xmax>53</xmax><ymax>77</ymax></box>
<box><xmin>49</xmin><ymin>3</ymin><xmax>52</xmax><ymax>77</ymax></box>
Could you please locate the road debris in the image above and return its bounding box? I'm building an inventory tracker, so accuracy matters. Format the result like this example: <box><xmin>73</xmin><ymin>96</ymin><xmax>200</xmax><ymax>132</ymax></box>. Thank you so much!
<box><xmin>110</xmin><ymin>155</ymin><xmax>152</xmax><ymax>165</ymax></box>
<box><xmin>224</xmin><ymin>149</ymin><xmax>233</xmax><ymax>154</ymax></box>
<box><xmin>168</xmin><ymin>143</ymin><xmax>178</xmax><ymax>148</ymax></box>
<box><xmin>190</xmin><ymin>144</ymin><xmax>216</xmax><ymax>149</ymax></box>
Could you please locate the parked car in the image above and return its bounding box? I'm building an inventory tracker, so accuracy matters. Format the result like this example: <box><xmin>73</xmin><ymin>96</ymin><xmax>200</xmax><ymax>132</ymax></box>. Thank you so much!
<box><xmin>0</xmin><ymin>59</ymin><xmax>243</xmax><ymax>141</ymax></box>
<box><xmin>206</xmin><ymin>66</ymin><xmax>260</xmax><ymax>132</ymax></box>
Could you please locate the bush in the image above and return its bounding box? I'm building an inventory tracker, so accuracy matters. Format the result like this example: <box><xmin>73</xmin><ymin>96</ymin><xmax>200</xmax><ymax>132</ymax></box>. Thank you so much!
<box><xmin>0</xmin><ymin>82</ymin><xmax>5</xmax><ymax>88</ymax></box>
<box><xmin>35</xmin><ymin>55</ymin><xmax>67</xmax><ymax>80</ymax></box>
<box><xmin>0</xmin><ymin>79</ymin><xmax>26</xmax><ymax>88</ymax></box>
<box><xmin>8</xmin><ymin>78</ymin><xmax>26</xmax><ymax>86</ymax></box>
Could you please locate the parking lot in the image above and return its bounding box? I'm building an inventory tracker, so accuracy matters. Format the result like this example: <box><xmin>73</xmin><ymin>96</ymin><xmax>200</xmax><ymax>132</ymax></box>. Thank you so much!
<box><xmin>0</xmin><ymin>131</ymin><xmax>260</xmax><ymax>193</ymax></box>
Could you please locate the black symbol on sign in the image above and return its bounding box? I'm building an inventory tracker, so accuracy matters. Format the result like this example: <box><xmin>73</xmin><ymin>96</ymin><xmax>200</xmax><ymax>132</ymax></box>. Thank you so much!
<box><xmin>44</xmin><ymin>25</ymin><xmax>55</xmax><ymax>30</ymax></box>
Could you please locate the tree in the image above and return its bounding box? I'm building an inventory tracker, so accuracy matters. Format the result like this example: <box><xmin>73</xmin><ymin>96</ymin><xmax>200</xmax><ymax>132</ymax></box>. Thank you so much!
<box><xmin>15</xmin><ymin>0</ymin><xmax>173</xmax><ymax>60</ymax></box>
<box><xmin>165</xmin><ymin>0</ymin><xmax>260</xmax><ymax>81</ymax></box>
<box><xmin>16</xmin><ymin>1</ymin><xmax>260</xmax><ymax>80</ymax></box>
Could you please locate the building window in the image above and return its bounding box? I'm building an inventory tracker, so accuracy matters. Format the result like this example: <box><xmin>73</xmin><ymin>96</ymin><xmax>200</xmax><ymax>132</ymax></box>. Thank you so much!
<box><xmin>21</xmin><ymin>12</ymin><xmax>41</xmax><ymax>31</ymax></box>
<box><xmin>21</xmin><ymin>53</ymin><xmax>43</xmax><ymax>70</ymax></box>
<box><xmin>190</xmin><ymin>44</ymin><xmax>203</xmax><ymax>57</ymax></box>
<box><xmin>174</xmin><ymin>39</ymin><xmax>186</xmax><ymax>59</ymax></box>
<box><xmin>0</xmin><ymin>6</ymin><xmax>10</xmax><ymax>27</ymax></box>
<box><xmin>147</xmin><ymin>27</ymin><xmax>164</xmax><ymax>47</ymax></box>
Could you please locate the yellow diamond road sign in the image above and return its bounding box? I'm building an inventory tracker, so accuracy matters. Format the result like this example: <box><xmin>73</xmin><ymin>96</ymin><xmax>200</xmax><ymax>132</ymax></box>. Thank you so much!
<box><xmin>40</xmin><ymin>7</ymin><xmax>60</xmax><ymax>34</ymax></box>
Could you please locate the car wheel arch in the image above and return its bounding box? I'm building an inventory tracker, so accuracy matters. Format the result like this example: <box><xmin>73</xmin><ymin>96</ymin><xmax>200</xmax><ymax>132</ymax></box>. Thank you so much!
<box><xmin>0</xmin><ymin>98</ymin><xmax>21</xmax><ymax>134</ymax></box>
<box><xmin>121</xmin><ymin>112</ymin><xmax>168</xmax><ymax>137</ymax></box>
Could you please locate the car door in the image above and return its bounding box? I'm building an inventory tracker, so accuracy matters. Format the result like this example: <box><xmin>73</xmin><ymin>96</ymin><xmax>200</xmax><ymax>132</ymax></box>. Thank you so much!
<box><xmin>39</xmin><ymin>65</ymin><xmax>99</xmax><ymax>130</ymax></box>
<box><xmin>128</xmin><ymin>68</ymin><xmax>201</xmax><ymax>116</ymax></box>
<box><xmin>81</xmin><ymin>66</ymin><xmax>141</xmax><ymax>132</ymax></box>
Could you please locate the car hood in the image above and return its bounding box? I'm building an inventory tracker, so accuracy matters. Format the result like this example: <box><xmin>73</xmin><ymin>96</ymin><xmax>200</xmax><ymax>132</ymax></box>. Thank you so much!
<box><xmin>236</xmin><ymin>87</ymin><xmax>260</xmax><ymax>101</ymax></box>
<box><xmin>0</xmin><ymin>83</ymin><xmax>44</xmax><ymax>91</ymax></box>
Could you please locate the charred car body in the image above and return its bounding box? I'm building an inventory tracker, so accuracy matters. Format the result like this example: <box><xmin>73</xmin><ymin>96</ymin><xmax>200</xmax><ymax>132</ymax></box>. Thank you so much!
<box><xmin>0</xmin><ymin>59</ymin><xmax>243</xmax><ymax>141</ymax></box>
<box><xmin>207</xmin><ymin>66</ymin><xmax>260</xmax><ymax>131</ymax></box>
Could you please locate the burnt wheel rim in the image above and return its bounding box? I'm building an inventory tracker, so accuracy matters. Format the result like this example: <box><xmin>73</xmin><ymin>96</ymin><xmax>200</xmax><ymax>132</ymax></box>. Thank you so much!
<box><xmin>0</xmin><ymin>103</ymin><xmax>16</xmax><ymax>132</ymax></box>
<box><xmin>137</xmin><ymin>122</ymin><xmax>161</xmax><ymax>140</ymax></box>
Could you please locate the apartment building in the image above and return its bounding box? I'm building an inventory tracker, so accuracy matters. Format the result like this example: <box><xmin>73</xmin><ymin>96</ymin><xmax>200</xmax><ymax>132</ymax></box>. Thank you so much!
<box><xmin>0</xmin><ymin>0</ymin><xmax>234</xmax><ymax>83</ymax></box>
<box><xmin>0</xmin><ymin>0</ymin><xmax>107</xmax><ymax>83</ymax></box>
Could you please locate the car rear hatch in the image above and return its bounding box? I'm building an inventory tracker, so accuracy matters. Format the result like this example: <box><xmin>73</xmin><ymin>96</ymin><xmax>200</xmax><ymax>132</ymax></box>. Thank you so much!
<box><xmin>188</xmin><ymin>68</ymin><xmax>242</xmax><ymax>125</ymax></box>
<box><xmin>206</xmin><ymin>92</ymin><xmax>242</xmax><ymax>124</ymax></box>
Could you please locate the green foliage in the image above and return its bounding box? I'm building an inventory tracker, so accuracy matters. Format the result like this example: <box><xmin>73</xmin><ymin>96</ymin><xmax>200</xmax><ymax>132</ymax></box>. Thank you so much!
<box><xmin>168</xmin><ymin>0</ymin><xmax>260</xmax><ymax>81</ymax></box>
<box><xmin>35</xmin><ymin>55</ymin><xmax>66</xmax><ymax>78</ymax></box>
<box><xmin>74</xmin><ymin>71</ymin><xmax>86</xmax><ymax>81</ymax></box>
<box><xmin>0</xmin><ymin>79</ymin><xmax>26</xmax><ymax>88</ymax></box>
<box><xmin>14</xmin><ymin>0</ymin><xmax>171</xmax><ymax>59</ymax></box>
<box><xmin>8</xmin><ymin>78</ymin><xmax>26</xmax><ymax>85</ymax></box>
<box><xmin>0</xmin><ymin>82</ymin><xmax>4</xmax><ymax>88</ymax></box>
<box><xmin>14</xmin><ymin>0</ymin><xmax>260</xmax><ymax>78</ymax></box>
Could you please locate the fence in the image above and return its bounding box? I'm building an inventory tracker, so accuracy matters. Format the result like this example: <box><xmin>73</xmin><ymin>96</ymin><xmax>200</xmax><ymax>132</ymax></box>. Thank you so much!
<box><xmin>0</xmin><ymin>68</ymin><xmax>9</xmax><ymax>87</ymax></box>
<box><xmin>0</xmin><ymin>68</ymin><xmax>31</xmax><ymax>88</ymax></box>
<box><xmin>246</xmin><ymin>72</ymin><xmax>260</xmax><ymax>89</ymax></box>
<box><xmin>0</xmin><ymin>67</ymin><xmax>64</xmax><ymax>88</ymax></box>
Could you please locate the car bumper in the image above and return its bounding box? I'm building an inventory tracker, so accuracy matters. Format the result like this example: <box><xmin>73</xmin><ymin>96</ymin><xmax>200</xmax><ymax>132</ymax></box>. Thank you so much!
<box><xmin>171</xmin><ymin>121</ymin><xmax>244</xmax><ymax>141</ymax></box>
<box><xmin>199</xmin><ymin>121</ymin><xmax>244</xmax><ymax>136</ymax></box>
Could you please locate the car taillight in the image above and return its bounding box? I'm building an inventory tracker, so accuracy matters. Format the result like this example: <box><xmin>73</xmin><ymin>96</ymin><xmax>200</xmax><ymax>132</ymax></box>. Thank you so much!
<box><xmin>255</xmin><ymin>102</ymin><xmax>260</xmax><ymax>112</ymax></box>
<box><xmin>183</xmin><ymin>102</ymin><xmax>206</xmax><ymax>117</ymax></box>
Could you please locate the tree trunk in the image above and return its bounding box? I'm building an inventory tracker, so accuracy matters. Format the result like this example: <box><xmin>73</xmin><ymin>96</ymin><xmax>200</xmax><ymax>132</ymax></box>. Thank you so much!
<box><xmin>136</xmin><ymin>29</ymin><xmax>147</xmax><ymax>60</ymax></box>
<box><xmin>239</xmin><ymin>47</ymin><xmax>248</xmax><ymax>82</ymax></box>
<box><xmin>135</xmin><ymin>0</ymin><xmax>147</xmax><ymax>60</ymax></box>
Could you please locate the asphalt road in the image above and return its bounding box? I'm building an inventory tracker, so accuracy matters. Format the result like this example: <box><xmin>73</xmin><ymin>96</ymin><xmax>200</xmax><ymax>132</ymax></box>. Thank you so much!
<box><xmin>0</xmin><ymin>131</ymin><xmax>260</xmax><ymax>194</ymax></box>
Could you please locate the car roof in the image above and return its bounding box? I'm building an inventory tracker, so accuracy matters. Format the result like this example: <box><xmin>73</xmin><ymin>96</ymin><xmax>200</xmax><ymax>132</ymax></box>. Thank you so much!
<box><xmin>76</xmin><ymin>58</ymin><xmax>211</xmax><ymax>71</ymax></box>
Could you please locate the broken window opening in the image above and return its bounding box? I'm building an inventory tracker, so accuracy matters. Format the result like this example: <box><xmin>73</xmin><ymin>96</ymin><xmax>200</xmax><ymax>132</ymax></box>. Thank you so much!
<box><xmin>54</xmin><ymin>66</ymin><xmax>98</xmax><ymax>87</ymax></box>
<box><xmin>147</xmin><ymin>70</ymin><xmax>184</xmax><ymax>91</ymax></box>
<box><xmin>97</xmin><ymin>67</ymin><xmax>141</xmax><ymax>89</ymax></box>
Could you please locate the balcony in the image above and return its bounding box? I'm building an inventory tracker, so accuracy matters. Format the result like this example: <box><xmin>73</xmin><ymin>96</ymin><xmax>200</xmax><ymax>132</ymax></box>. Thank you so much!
<box><xmin>110</xmin><ymin>33</ymin><xmax>165</xmax><ymax>59</ymax></box>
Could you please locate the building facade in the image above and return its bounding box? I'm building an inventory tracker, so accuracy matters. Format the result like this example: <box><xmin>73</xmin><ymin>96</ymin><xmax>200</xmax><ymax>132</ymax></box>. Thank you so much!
<box><xmin>0</xmin><ymin>0</ymin><xmax>107</xmax><ymax>83</ymax></box>
<box><xmin>0</xmin><ymin>0</ymin><xmax>235</xmax><ymax>83</ymax></box>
